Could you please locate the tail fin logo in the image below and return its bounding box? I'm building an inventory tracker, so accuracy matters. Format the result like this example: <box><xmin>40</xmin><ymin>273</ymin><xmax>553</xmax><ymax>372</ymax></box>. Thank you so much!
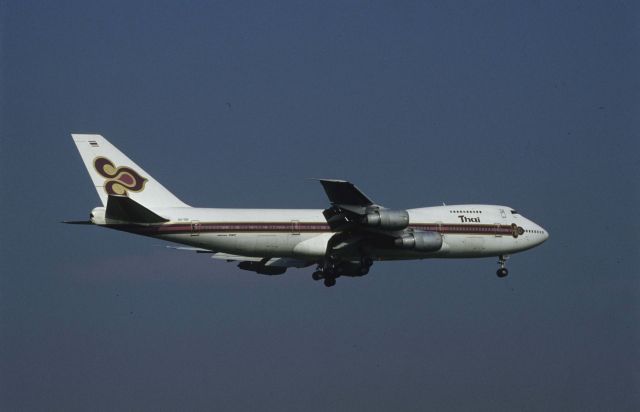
<box><xmin>93</xmin><ymin>157</ymin><xmax>148</xmax><ymax>196</ymax></box>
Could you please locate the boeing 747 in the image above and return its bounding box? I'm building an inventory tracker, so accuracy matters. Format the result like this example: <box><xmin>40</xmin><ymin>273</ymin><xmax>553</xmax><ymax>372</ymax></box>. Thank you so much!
<box><xmin>66</xmin><ymin>134</ymin><xmax>549</xmax><ymax>287</ymax></box>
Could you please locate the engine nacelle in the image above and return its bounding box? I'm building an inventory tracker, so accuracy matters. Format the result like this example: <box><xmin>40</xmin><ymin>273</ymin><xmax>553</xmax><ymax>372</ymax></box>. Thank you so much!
<box><xmin>394</xmin><ymin>231</ymin><xmax>442</xmax><ymax>252</ymax></box>
<box><xmin>363</xmin><ymin>209</ymin><xmax>409</xmax><ymax>230</ymax></box>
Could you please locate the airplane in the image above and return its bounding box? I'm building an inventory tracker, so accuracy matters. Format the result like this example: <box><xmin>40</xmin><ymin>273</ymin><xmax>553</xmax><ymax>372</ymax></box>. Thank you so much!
<box><xmin>66</xmin><ymin>134</ymin><xmax>549</xmax><ymax>287</ymax></box>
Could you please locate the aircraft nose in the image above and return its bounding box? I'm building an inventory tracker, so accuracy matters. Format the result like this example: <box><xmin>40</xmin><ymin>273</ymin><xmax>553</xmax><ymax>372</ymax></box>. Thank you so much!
<box><xmin>539</xmin><ymin>225</ymin><xmax>549</xmax><ymax>243</ymax></box>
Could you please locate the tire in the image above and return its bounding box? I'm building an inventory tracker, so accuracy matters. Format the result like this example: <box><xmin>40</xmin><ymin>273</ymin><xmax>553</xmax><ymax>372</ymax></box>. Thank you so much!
<box><xmin>324</xmin><ymin>277</ymin><xmax>336</xmax><ymax>287</ymax></box>
<box><xmin>312</xmin><ymin>271</ymin><xmax>323</xmax><ymax>281</ymax></box>
<box><xmin>496</xmin><ymin>268</ymin><xmax>509</xmax><ymax>278</ymax></box>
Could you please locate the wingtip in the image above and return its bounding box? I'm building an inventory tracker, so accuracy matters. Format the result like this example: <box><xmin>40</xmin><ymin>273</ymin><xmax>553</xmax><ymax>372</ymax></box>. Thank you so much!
<box><xmin>310</xmin><ymin>178</ymin><xmax>349</xmax><ymax>183</ymax></box>
<box><xmin>71</xmin><ymin>133</ymin><xmax>104</xmax><ymax>141</ymax></box>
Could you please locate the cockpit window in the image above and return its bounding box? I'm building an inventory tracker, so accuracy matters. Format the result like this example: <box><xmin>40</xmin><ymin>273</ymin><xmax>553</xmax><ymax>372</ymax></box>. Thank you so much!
<box><xmin>510</xmin><ymin>210</ymin><xmax>519</xmax><ymax>214</ymax></box>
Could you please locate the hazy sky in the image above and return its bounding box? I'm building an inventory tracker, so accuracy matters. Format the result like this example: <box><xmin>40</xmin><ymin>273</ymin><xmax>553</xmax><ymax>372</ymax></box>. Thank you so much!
<box><xmin>1</xmin><ymin>1</ymin><xmax>638</xmax><ymax>410</ymax></box>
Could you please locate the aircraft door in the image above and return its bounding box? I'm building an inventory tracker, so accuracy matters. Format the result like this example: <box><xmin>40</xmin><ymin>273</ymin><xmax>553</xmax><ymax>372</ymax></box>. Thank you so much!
<box><xmin>291</xmin><ymin>220</ymin><xmax>300</xmax><ymax>235</ymax></box>
<box><xmin>495</xmin><ymin>209</ymin><xmax>507</xmax><ymax>238</ymax></box>
<box><xmin>191</xmin><ymin>220</ymin><xmax>200</xmax><ymax>236</ymax></box>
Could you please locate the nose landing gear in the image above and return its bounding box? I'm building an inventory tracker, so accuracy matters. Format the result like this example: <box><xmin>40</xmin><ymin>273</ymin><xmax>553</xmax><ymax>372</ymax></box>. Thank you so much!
<box><xmin>496</xmin><ymin>255</ymin><xmax>509</xmax><ymax>278</ymax></box>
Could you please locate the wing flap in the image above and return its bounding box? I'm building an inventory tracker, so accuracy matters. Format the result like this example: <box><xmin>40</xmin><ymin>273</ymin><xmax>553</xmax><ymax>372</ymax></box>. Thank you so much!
<box><xmin>212</xmin><ymin>253</ymin><xmax>263</xmax><ymax>262</ymax></box>
<box><xmin>212</xmin><ymin>254</ymin><xmax>311</xmax><ymax>267</ymax></box>
<box><xmin>211</xmin><ymin>254</ymin><xmax>313</xmax><ymax>275</ymax></box>
<box><xmin>166</xmin><ymin>246</ymin><xmax>214</xmax><ymax>253</ymax></box>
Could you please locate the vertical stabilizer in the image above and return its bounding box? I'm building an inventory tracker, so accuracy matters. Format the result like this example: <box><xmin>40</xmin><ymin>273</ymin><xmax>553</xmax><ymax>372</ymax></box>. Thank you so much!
<box><xmin>71</xmin><ymin>134</ymin><xmax>189</xmax><ymax>208</ymax></box>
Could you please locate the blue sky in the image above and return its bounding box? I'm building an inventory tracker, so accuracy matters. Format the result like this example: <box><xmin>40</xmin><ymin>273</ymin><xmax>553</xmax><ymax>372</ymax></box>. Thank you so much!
<box><xmin>1</xmin><ymin>1</ymin><xmax>638</xmax><ymax>410</ymax></box>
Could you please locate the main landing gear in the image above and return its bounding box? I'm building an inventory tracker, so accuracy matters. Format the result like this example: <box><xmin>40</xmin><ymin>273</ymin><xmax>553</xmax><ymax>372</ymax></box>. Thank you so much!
<box><xmin>323</xmin><ymin>277</ymin><xmax>337</xmax><ymax>287</ymax></box>
<box><xmin>312</xmin><ymin>262</ymin><xmax>340</xmax><ymax>287</ymax></box>
<box><xmin>496</xmin><ymin>255</ymin><xmax>509</xmax><ymax>278</ymax></box>
<box><xmin>311</xmin><ymin>268</ymin><xmax>338</xmax><ymax>287</ymax></box>
<box><xmin>311</xmin><ymin>256</ymin><xmax>373</xmax><ymax>287</ymax></box>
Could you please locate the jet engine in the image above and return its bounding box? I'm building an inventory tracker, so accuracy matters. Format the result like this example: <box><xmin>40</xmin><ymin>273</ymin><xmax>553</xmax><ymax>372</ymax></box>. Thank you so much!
<box><xmin>363</xmin><ymin>209</ymin><xmax>409</xmax><ymax>230</ymax></box>
<box><xmin>394</xmin><ymin>230</ymin><xmax>442</xmax><ymax>252</ymax></box>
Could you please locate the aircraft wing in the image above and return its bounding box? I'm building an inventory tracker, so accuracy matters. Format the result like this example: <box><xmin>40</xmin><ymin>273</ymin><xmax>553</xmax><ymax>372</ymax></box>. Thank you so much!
<box><xmin>317</xmin><ymin>179</ymin><xmax>411</xmax><ymax>258</ymax></box>
<box><xmin>317</xmin><ymin>179</ymin><xmax>408</xmax><ymax>232</ymax></box>
<box><xmin>166</xmin><ymin>245</ymin><xmax>214</xmax><ymax>253</ymax></box>
<box><xmin>212</xmin><ymin>254</ymin><xmax>313</xmax><ymax>275</ymax></box>
<box><xmin>317</xmin><ymin>179</ymin><xmax>381</xmax><ymax>231</ymax></box>
<box><xmin>318</xmin><ymin>179</ymin><xmax>374</xmax><ymax>207</ymax></box>
<box><xmin>166</xmin><ymin>246</ymin><xmax>313</xmax><ymax>275</ymax></box>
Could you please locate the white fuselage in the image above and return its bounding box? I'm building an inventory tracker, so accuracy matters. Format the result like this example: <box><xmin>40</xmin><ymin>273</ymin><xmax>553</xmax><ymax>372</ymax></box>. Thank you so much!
<box><xmin>93</xmin><ymin>204</ymin><xmax>548</xmax><ymax>261</ymax></box>
<box><xmin>70</xmin><ymin>134</ymin><xmax>549</xmax><ymax>283</ymax></box>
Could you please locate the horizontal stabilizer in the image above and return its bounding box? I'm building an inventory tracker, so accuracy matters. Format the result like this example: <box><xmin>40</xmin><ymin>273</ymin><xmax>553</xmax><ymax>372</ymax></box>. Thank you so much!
<box><xmin>106</xmin><ymin>195</ymin><xmax>169</xmax><ymax>224</ymax></box>
<box><xmin>62</xmin><ymin>220</ymin><xmax>93</xmax><ymax>225</ymax></box>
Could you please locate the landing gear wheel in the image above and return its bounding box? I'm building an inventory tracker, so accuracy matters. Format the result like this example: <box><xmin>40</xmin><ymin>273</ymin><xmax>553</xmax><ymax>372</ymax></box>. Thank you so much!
<box><xmin>312</xmin><ymin>271</ymin><xmax>324</xmax><ymax>281</ymax></box>
<box><xmin>359</xmin><ymin>256</ymin><xmax>373</xmax><ymax>276</ymax></box>
<box><xmin>324</xmin><ymin>277</ymin><xmax>336</xmax><ymax>287</ymax></box>
<box><xmin>496</xmin><ymin>255</ymin><xmax>509</xmax><ymax>278</ymax></box>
